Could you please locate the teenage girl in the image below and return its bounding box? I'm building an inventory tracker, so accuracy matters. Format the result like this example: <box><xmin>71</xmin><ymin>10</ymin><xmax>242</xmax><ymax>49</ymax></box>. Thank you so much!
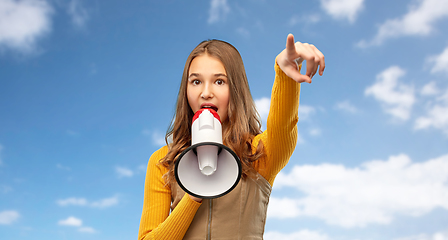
<box><xmin>138</xmin><ymin>33</ymin><xmax>325</xmax><ymax>240</ymax></box>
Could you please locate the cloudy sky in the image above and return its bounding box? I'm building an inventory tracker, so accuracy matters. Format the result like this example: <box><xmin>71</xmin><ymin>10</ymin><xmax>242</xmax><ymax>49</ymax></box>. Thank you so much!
<box><xmin>1</xmin><ymin>0</ymin><xmax>448</xmax><ymax>239</ymax></box>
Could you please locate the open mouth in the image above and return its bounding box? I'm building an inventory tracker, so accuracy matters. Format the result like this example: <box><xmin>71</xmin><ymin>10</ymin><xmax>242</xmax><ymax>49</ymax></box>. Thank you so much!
<box><xmin>201</xmin><ymin>105</ymin><xmax>218</xmax><ymax>112</ymax></box>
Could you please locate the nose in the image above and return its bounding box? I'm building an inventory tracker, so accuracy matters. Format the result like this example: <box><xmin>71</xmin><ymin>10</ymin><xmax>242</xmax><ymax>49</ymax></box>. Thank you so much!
<box><xmin>201</xmin><ymin>82</ymin><xmax>214</xmax><ymax>99</ymax></box>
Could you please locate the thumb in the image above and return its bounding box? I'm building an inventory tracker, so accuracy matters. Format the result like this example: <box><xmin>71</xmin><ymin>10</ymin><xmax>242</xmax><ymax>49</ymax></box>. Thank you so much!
<box><xmin>286</xmin><ymin>68</ymin><xmax>312</xmax><ymax>83</ymax></box>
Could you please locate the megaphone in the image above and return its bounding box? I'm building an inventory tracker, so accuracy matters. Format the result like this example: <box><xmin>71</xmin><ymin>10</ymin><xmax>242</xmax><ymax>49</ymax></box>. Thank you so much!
<box><xmin>174</xmin><ymin>108</ymin><xmax>242</xmax><ymax>199</ymax></box>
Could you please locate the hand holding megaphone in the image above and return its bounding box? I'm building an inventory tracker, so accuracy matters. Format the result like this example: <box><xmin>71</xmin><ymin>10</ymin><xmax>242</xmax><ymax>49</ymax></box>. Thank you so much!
<box><xmin>175</xmin><ymin>108</ymin><xmax>242</xmax><ymax>199</ymax></box>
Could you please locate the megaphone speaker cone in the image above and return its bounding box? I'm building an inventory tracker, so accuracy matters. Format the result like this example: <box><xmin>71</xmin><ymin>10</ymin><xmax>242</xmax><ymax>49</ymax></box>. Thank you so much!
<box><xmin>174</xmin><ymin>142</ymin><xmax>242</xmax><ymax>199</ymax></box>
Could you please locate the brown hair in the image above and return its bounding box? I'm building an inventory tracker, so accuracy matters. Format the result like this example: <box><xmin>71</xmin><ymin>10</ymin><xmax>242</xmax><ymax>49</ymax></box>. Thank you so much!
<box><xmin>160</xmin><ymin>39</ymin><xmax>265</xmax><ymax>185</ymax></box>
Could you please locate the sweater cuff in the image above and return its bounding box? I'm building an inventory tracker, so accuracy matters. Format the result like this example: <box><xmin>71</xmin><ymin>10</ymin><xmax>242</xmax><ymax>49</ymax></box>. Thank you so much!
<box><xmin>274</xmin><ymin>57</ymin><xmax>302</xmax><ymax>82</ymax></box>
<box><xmin>167</xmin><ymin>194</ymin><xmax>202</xmax><ymax>238</ymax></box>
<box><xmin>173</xmin><ymin>193</ymin><xmax>202</xmax><ymax>225</ymax></box>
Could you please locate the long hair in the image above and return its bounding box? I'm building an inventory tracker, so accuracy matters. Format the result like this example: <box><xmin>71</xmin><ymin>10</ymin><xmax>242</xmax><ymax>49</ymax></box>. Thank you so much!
<box><xmin>160</xmin><ymin>39</ymin><xmax>265</xmax><ymax>186</ymax></box>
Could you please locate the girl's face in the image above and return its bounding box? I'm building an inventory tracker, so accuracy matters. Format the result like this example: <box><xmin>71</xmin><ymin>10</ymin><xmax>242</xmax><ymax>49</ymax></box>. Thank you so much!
<box><xmin>187</xmin><ymin>54</ymin><xmax>230</xmax><ymax>124</ymax></box>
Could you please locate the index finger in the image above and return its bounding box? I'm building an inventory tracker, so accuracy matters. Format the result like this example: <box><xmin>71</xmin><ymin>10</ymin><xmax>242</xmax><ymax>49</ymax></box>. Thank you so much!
<box><xmin>286</xmin><ymin>34</ymin><xmax>296</xmax><ymax>54</ymax></box>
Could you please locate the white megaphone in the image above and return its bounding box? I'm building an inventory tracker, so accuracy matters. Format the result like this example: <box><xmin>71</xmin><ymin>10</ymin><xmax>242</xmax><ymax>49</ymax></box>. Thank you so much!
<box><xmin>174</xmin><ymin>108</ymin><xmax>242</xmax><ymax>199</ymax></box>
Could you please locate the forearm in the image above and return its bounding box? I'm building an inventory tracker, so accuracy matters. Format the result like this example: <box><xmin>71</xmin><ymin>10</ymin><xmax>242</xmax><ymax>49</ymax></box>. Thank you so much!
<box><xmin>253</xmin><ymin>60</ymin><xmax>300</xmax><ymax>185</ymax></box>
<box><xmin>139</xmin><ymin>194</ymin><xmax>201</xmax><ymax>240</ymax></box>
<box><xmin>267</xmin><ymin>61</ymin><xmax>301</xmax><ymax>137</ymax></box>
<box><xmin>138</xmin><ymin>147</ymin><xmax>202</xmax><ymax>240</ymax></box>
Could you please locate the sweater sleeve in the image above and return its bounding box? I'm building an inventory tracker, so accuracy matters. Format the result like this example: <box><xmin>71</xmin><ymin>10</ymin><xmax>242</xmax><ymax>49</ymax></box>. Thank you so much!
<box><xmin>138</xmin><ymin>146</ymin><xmax>202</xmax><ymax>240</ymax></box>
<box><xmin>252</xmin><ymin>60</ymin><xmax>301</xmax><ymax>186</ymax></box>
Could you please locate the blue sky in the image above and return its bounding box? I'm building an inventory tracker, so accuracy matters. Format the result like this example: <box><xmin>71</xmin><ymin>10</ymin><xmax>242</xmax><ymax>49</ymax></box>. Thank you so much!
<box><xmin>1</xmin><ymin>0</ymin><xmax>448</xmax><ymax>239</ymax></box>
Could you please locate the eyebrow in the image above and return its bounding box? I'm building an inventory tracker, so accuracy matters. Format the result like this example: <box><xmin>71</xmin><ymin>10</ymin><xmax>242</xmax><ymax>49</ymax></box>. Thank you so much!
<box><xmin>188</xmin><ymin>73</ymin><xmax>228</xmax><ymax>79</ymax></box>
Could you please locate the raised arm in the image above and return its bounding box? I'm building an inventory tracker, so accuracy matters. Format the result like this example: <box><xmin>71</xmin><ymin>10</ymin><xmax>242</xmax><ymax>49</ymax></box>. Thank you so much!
<box><xmin>253</xmin><ymin>34</ymin><xmax>325</xmax><ymax>185</ymax></box>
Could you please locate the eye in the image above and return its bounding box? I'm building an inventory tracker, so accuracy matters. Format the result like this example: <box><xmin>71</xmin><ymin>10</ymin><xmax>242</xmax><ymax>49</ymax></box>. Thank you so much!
<box><xmin>215</xmin><ymin>79</ymin><xmax>225</xmax><ymax>85</ymax></box>
<box><xmin>190</xmin><ymin>79</ymin><xmax>201</xmax><ymax>85</ymax></box>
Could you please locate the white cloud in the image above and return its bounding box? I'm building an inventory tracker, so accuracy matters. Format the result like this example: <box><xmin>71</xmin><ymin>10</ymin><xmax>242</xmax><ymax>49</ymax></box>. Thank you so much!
<box><xmin>0</xmin><ymin>0</ymin><xmax>53</xmax><ymax>53</ymax></box>
<box><xmin>142</xmin><ymin>129</ymin><xmax>166</xmax><ymax>146</ymax></box>
<box><xmin>298</xmin><ymin>105</ymin><xmax>316</xmax><ymax>121</ymax></box>
<box><xmin>57</xmin><ymin>196</ymin><xmax>119</xmax><ymax>208</ymax></box>
<box><xmin>255</xmin><ymin>98</ymin><xmax>316</xmax><ymax>131</ymax></box>
<box><xmin>58</xmin><ymin>216</ymin><xmax>82</xmax><ymax>226</ymax></box>
<box><xmin>269</xmin><ymin>153</ymin><xmax>448</xmax><ymax>228</ymax></box>
<box><xmin>90</xmin><ymin>196</ymin><xmax>119</xmax><ymax>208</ymax></box>
<box><xmin>67</xmin><ymin>0</ymin><xmax>88</xmax><ymax>28</ymax></box>
<box><xmin>394</xmin><ymin>229</ymin><xmax>448</xmax><ymax>240</ymax></box>
<box><xmin>309</xmin><ymin>128</ymin><xmax>322</xmax><ymax>136</ymax></box>
<box><xmin>365</xmin><ymin>66</ymin><xmax>415</xmax><ymax>121</ymax></box>
<box><xmin>319</xmin><ymin>0</ymin><xmax>364</xmax><ymax>23</ymax></box>
<box><xmin>58</xmin><ymin>216</ymin><xmax>97</xmax><ymax>233</ymax></box>
<box><xmin>414</xmin><ymin>88</ymin><xmax>448</xmax><ymax>135</ymax></box>
<box><xmin>152</xmin><ymin>132</ymin><xmax>166</xmax><ymax>146</ymax></box>
<box><xmin>289</xmin><ymin>14</ymin><xmax>321</xmax><ymax>26</ymax></box>
<box><xmin>115</xmin><ymin>166</ymin><xmax>134</xmax><ymax>178</ymax></box>
<box><xmin>265</xmin><ymin>229</ymin><xmax>330</xmax><ymax>240</ymax></box>
<box><xmin>138</xmin><ymin>164</ymin><xmax>147</xmax><ymax>173</ymax></box>
<box><xmin>358</xmin><ymin>0</ymin><xmax>448</xmax><ymax>47</ymax></box>
<box><xmin>1</xmin><ymin>185</ymin><xmax>13</xmax><ymax>193</ymax></box>
<box><xmin>56</xmin><ymin>163</ymin><xmax>71</xmax><ymax>171</ymax></box>
<box><xmin>267</xmin><ymin>197</ymin><xmax>301</xmax><ymax>218</ymax></box>
<box><xmin>421</xmin><ymin>82</ymin><xmax>439</xmax><ymax>96</ymax></box>
<box><xmin>334</xmin><ymin>100</ymin><xmax>358</xmax><ymax>113</ymax></box>
<box><xmin>427</xmin><ymin>45</ymin><xmax>448</xmax><ymax>76</ymax></box>
<box><xmin>255</xmin><ymin>97</ymin><xmax>270</xmax><ymax>127</ymax></box>
<box><xmin>297</xmin><ymin>134</ymin><xmax>305</xmax><ymax>144</ymax></box>
<box><xmin>208</xmin><ymin>0</ymin><xmax>230</xmax><ymax>24</ymax></box>
<box><xmin>57</xmin><ymin>197</ymin><xmax>87</xmax><ymax>206</ymax></box>
<box><xmin>297</xmin><ymin>105</ymin><xmax>320</xmax><ymax>143</ymax></box>
<box><xmin>78</xmin><ymin>226</ymin><xmax>96</xmax><ymax>233</ymax></box>
<box><xmin>0</xmin><ymin>210</ymin><xmax>20</xmax><ymax>225</ymax></box>
<box><xmin>236</xmin><ymin>27</ymin><xmax>250</xmax><ymax>38</ymax></box>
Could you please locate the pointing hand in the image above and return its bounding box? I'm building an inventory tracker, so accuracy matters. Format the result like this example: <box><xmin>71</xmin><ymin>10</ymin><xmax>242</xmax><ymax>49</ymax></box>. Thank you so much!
<box><xmin>276</xmin><ymin>34</ymin><xmax>325</xmax><ymax>83</ymax></box>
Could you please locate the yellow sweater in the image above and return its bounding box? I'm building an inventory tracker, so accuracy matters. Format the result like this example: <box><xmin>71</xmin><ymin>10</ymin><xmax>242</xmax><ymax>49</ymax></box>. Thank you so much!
<box><xmin>138</xmin><ymin>62</ymin><xmax>301</xmax><ymax>240</ymax></box>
